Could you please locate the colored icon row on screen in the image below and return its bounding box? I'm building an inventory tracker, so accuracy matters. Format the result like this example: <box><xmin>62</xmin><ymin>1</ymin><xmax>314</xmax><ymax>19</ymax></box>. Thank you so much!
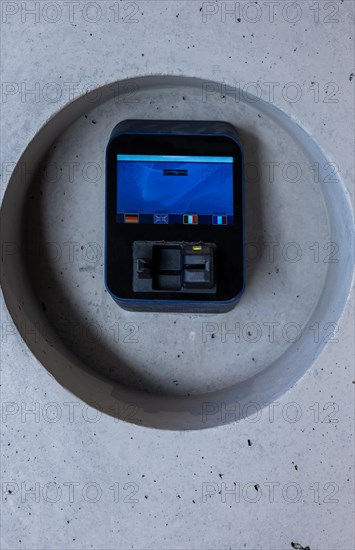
<box><xmin>212</xmin><ymin>215</ymin><xmax>227</xmax><ymax>225</ymax></box>
<box><xmin>124</xmin><ymin>214</ymin><xmax>139</xmax><ymax>223</ymax></box>
<box><xmin>183</xmin><ymin>214</ymin><xmax>198</xmax><ymax>225</ymax></box>
<box><xmin>154</xmin><ymin>213</ymin><xmax>169</xmax><ymax>224</ymax></box>
<box><xmin>123</xmin><ymin>214</ymin><xmax>228</xmax><ymax>225</ymax></box>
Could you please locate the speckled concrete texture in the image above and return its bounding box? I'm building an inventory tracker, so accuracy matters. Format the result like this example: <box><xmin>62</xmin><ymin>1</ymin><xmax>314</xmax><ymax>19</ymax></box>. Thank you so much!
<box><xmin>1</xmin><ymin>2</ymin><xmax>354</xmax><ymax>549</ymax></box>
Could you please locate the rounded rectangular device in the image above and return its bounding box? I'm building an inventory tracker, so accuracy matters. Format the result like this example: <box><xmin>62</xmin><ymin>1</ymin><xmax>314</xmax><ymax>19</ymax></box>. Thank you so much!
<box><xmin>105</xmin><ymin>120</ymin><xmax>245</xmax><ymax>313</ymax></box>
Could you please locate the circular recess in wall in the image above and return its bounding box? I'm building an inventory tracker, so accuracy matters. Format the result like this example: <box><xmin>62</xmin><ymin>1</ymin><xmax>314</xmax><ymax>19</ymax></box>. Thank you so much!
<box><xmin>1</xmin><ymin>75</ymin><xmax>353</xmax><ymax>429</ymax></box>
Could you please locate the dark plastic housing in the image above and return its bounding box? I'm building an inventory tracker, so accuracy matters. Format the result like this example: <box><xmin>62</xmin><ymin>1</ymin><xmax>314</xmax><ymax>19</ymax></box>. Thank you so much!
<box><xmin>105</xmin><ymin>119</ymin><xmax>245</xmax><ymax>313</ymax></box>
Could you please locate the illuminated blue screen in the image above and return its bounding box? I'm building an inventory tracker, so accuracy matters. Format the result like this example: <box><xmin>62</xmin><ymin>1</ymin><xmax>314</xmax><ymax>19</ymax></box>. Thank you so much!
<box><xmin>116</xmin><ymin>155</ymin><xmax>234</xmax><ymax>225</ymax></box>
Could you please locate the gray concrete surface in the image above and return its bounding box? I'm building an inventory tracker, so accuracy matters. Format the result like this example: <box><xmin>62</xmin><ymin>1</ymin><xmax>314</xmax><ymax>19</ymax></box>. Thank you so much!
<box><xmin>1</xmin><ymin>1</ymin><xmax>354</xmax><ymax>549</ymax></box>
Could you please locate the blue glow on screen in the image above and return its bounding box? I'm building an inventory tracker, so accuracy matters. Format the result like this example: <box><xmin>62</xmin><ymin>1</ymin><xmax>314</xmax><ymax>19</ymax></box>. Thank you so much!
<box><xmin>116</xmin><ymin>154</ymin><xmax>234</xmax><ymax>224</ymax></box>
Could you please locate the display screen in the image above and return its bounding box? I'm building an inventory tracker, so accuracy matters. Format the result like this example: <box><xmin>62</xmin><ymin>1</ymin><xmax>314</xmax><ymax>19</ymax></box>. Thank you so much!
<box><xmin>116</xmin><ymin>154</ymin><xmax>234</xmax><ymax>225</ymax></box>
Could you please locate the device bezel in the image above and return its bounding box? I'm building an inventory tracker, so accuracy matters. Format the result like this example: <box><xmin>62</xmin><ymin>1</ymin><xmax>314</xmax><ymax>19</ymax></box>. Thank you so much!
<box><xmin>105</xmin><ymin>131</ymin><xmax>244</xmax><ymax>304</ymax></box>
